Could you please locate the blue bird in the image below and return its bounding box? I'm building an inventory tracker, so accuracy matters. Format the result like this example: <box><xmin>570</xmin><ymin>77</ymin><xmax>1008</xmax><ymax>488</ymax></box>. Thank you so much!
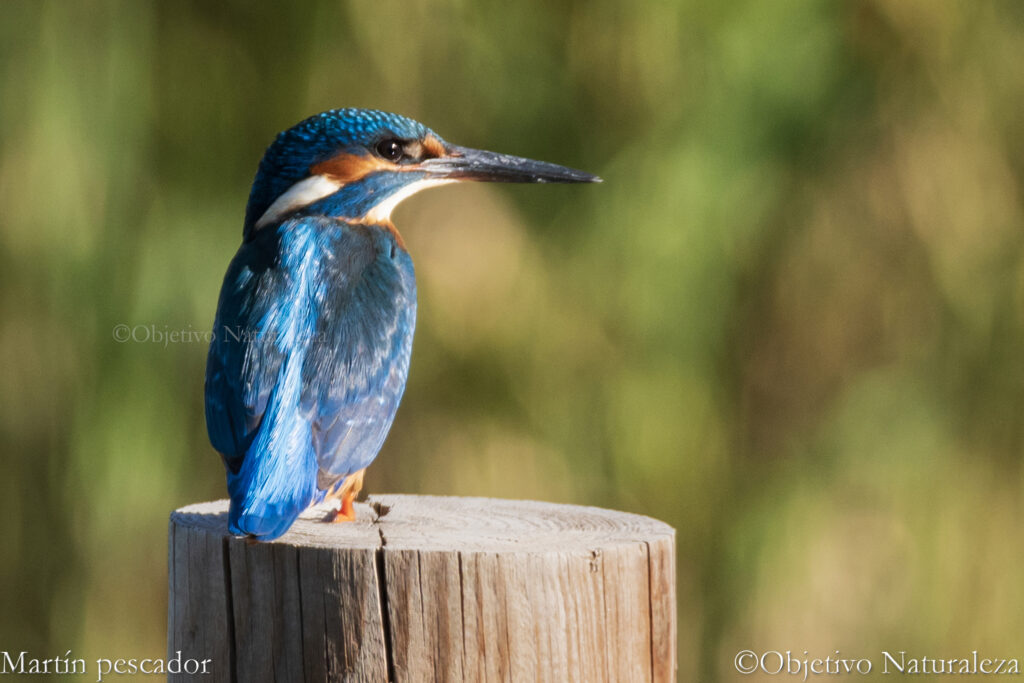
<box><xmin>205</xmin><ymin>108</ymin><xmax>599</xmax><ymax>541</ymax></box>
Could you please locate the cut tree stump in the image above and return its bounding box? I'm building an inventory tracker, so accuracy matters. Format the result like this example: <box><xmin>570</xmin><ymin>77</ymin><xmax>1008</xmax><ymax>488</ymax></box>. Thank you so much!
<box><xmin>168</xmin><ymin>495</ymin><xmax>676</xmax><ymax>682</ymax></box>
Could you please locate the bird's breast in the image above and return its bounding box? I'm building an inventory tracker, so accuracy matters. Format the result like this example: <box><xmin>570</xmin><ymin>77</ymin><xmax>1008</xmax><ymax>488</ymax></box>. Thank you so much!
<box><xmin>280</xmin><ymin>218</ymin><xmax>416</xmax><ymax>399</ymax></box>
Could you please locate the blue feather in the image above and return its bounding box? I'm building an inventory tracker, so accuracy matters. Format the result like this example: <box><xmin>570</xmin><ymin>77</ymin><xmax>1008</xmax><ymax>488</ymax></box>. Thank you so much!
<box><xmin>205</xmin><ymin>215</ymin><xmax>415</xmax><ymax>540</ymax></box>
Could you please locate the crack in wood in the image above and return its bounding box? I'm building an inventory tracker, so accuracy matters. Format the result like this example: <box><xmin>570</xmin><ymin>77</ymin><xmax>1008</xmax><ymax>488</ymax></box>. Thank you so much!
<box><xmin>457</xmin><ymin>552</ymin><xmax>467</xmax><ymax>679</ymax></box>
<box><xmin>221</xmin><ymin>536</ymin><xmax>238</xmax><ymax>683</ymax></box>
<box><xmin>293</xmin><ymin>548</ymin><xmax>307</xmax><ymax>682</ymax></box>
<box><xmin>643</xmin><ymin>540</ymin><xmax>655</xmax><ymax>683</ymax></box>
<box><xmin>374</xmin><ymin>518</ymin><xmax>396</xmax><ymax>682</ymax></box>
<box><xmin>371</xmin><ymin>499</ymin><xmax>391</xmax><ymax>521</ymax></box>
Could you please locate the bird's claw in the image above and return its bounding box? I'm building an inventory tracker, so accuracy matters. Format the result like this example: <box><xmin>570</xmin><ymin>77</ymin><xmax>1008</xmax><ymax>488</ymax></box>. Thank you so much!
<box><xmin>331</xmin><ymin>494</ymin><xmax>357</xmax><ymax>522</ymax></box>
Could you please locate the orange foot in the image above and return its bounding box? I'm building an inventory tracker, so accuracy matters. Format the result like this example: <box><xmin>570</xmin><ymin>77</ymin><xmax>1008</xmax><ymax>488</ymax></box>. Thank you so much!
<box><xmin>327</xmin><ymin>468</ymin><xmax>365</xmax><ymax>523</ymax></box>
<box><xmin>334</xmin><ymin>492</ymin><xmax>357</xmax><ymax>522</ymax></box>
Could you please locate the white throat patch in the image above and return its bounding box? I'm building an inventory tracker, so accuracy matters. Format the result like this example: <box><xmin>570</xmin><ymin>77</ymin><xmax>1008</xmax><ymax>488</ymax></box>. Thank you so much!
<box><xmin>362</xmin><ymin>178</ymin><xmax>456</xmax><ymax>224</ymax></box>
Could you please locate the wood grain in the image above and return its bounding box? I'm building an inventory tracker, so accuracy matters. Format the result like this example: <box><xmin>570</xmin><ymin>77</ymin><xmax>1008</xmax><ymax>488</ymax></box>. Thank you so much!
<box><xmin>168</xmin><ymin>496</ymin><xmax>676</xmax><ymax>682</ymax></box>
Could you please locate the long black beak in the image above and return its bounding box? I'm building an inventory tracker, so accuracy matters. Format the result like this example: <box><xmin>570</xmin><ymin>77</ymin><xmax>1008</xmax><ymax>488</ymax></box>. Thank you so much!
<box><xmin>420</xmin><ymin>144</ymin><xmax>601</xmax><ymax>184</ymax></box>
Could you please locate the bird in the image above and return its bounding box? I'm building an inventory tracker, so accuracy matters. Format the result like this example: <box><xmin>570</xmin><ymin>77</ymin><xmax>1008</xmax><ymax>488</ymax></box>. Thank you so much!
<box><xmin>204</xmin><ymin>108</ymin><xmax>599</xmax><ymax>541</ymax></box>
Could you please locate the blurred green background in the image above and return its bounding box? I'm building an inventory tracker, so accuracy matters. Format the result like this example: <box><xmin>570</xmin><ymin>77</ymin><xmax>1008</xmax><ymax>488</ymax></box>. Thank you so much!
<box><xmin>2</xmin><ymin>0</ymin><xmax>1024</xmax><ymax>680</ymax></box>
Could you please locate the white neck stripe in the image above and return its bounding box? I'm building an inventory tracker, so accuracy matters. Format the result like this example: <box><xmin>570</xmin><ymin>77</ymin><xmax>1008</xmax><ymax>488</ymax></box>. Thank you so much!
<box><xmin>254</xmin><ymin>175</ymin><xmax>343</xmax><ymax>230</ymax></box>
<box><xmin>254</xmin><ymin>174</ymin><xmax>457</xmax><ymax>229</ymax></box>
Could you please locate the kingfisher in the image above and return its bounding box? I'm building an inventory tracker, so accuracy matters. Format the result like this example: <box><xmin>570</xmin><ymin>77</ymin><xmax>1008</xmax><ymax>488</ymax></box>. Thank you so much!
<box><xmin>204</xmin><ymin>108</ymin><xmax>599</xmax><ymax>540</ymax></box>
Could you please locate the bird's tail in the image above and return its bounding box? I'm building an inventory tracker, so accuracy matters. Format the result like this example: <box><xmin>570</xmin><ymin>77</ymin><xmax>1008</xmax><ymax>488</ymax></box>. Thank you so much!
<box><xmin>226</xmin><ymin>412</ymin><xmax>318</xmax><ymax>541</ymax></box>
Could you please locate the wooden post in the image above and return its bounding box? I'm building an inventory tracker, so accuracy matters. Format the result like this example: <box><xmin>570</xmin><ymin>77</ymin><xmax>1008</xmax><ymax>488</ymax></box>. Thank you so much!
<box><xmin>168</xmin><ymin>495</ymin><xmax>676</xmax><ymax>682</ymax></box>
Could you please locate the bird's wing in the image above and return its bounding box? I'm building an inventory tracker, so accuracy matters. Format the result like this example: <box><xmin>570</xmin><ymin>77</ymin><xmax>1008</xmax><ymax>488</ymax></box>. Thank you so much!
<box><xmin>301</xmin><ymin>226</ymin><xmax>417</xmax><ymax>484</ymax></box>
<box><xmin>206</xmin><ymin>218</ymin><xmax>416</xmax><ymax>488</ymax></box>
<box><xmin>204</xmin><ymin>235</ymin><xmax>287</xmax><ymax>474</ymax></box>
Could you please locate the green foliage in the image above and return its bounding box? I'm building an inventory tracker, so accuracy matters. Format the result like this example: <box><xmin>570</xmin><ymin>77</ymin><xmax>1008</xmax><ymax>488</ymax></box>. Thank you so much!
<box><xmin>2</xmin><ymin>0</ymin><xmax>1022</xmax><ymax>678</ymax></box>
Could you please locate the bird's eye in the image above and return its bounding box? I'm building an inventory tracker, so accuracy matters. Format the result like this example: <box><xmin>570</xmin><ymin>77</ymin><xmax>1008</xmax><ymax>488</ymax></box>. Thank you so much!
<box><xmin>376</xmin><ymin>139</ymin><xmax>404</xmax><ymax>162</ymax></box>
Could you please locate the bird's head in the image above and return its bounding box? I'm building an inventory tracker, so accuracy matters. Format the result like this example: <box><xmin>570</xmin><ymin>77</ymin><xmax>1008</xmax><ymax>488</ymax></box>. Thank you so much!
<box><xmin>243</xmin><ymin>108</ymin><xmax>599</xmax><ymax>239</ymax></box>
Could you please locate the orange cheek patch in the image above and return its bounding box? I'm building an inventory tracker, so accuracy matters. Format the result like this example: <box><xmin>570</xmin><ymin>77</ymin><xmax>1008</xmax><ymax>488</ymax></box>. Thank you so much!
<box><xmin>422</xmin><ymin>134</ymin><xmax>446</xmax><ymax>158</ymax></box>
<box><xmin>311</xmin><ymin>153</ymin><xmax>395</xmax><ymax>183</ymax></box>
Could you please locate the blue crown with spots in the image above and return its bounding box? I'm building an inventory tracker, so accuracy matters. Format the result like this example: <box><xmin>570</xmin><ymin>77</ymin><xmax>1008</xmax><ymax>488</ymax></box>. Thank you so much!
<box><xmin>244</xmin><ymin>109</ymin><xmax>437</xmax><ymax>237</ymax></box>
